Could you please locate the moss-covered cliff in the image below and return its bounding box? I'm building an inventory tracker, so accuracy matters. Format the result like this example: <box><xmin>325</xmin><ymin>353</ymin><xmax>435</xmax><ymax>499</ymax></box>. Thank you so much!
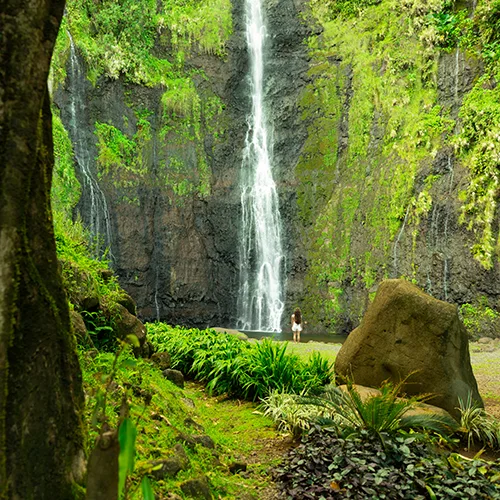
<box><xmin>296</xmin><ymin>0</ymin><xmax>500</xmax><ymax>332</ymax></box>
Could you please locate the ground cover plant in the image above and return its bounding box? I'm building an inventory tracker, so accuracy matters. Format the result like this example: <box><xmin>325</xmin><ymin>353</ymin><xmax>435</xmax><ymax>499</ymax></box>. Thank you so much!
<box><xmin>276</xmin><ymin>426</ymin><xmax>500</xmax><ymax>499</ymax></box>
<box><xmin>261</xmin><ymin>382</ymin><xmax>458</xmax><ymax>439</ymax></box>
<box><xmin>147</xmin><ymin>323</ymin><xmax>333</xmax><ymax>400</ymax></box>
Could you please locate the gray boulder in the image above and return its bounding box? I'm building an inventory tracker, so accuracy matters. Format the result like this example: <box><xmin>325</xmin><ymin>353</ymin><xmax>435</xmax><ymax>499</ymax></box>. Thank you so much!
<box><xmin>334</xmin><ymin>279</ymin><xmax>483</xmax><ymax>419</ymax></box>
<box><xmin>151</xmin><ymin>351</ymin><xmax>171</xmax><ymax>370</ymax></box>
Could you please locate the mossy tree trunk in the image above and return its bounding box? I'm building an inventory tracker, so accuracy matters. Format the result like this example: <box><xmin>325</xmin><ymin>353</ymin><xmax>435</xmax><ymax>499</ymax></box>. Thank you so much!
<box><xmin>0</xmin><ymin>1</ymin><xmax>85</xmax><ymax>498</ymax></box>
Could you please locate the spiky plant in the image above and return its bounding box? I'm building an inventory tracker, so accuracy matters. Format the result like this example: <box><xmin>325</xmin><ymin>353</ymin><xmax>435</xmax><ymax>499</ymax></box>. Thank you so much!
<box><xmin>458</xmin><ymin>393</ymin><xmax>500</xmax><ymax>450</ymax></box>
<box><xmin>259</xmin><ymin>390</ymin><xmax>335</xmax><ymax>437</ymax></box>
<box><xmin>302</xmin><ymin>381</ymin><xmax>458</xmax><ymax>441</ymax></box>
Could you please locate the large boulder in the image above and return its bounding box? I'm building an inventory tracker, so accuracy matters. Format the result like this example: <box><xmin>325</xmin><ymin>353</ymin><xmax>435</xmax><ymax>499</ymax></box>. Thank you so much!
<box><xmin>334</xmin><ymin>279</ymin><xmax>482</xmax><ymax>419</ymax></box>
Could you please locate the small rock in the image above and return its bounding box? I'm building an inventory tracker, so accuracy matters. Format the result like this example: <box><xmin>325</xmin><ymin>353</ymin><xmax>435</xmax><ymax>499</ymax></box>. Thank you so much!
<box><xmin>238</xmin><ymin>494</ymin><xmax>257</xmax><ymax>500</ymax></box>
<box><xmin>180</xmin><ymin>476</ymin><xmax>213</xmax><ymax>500</ymax></box>
<box><xmin>151</xmin><ymin>457</ymin><xmax>183</xmax><ymax>479</ymax></box>
<box><xmin>228</xmin><ymin>462</ymin><xmax>247</xmax><ymax>474</ymax></box>
<box><xmin>99</xmin><ymin>269</ymin><xmax>114</xmax><ymax>282</ymax></box>
<box><xmin>163</xmin><ymin>369</ymin><xmax>185</xmax><ymax>388</ymax></box>
<box><xmin>117</xmin><ymin>293</ymin><xmax>137</xmax><ymax>315</ymax></box>
<box><xmin>173</xmin><ymin>443</ymin><xmax>190</xmax><ymax>469</ymax></box>
<box><xmin>151</xmin><ymin>351</ymin><xmax>172</xmax><ymax>370</ymax></box>
<box><xmin>181</xmin><ymin>397</ymin><xmax>195</xmax><ymax>408</ymax></box>
<box><xmin>192</xmin><ymin>435</ymin><xmax>215</xmax><ymax>449</ymax></box>
<box><xmin>184</xmin><ymin>417</ymin><xmax>205</xmax><ymax>432</ymax></box>
<box><xmin>166</xmin><ymin>494</ymin><xmax>183</xmax><ymax>500</ymax></box>
<box><xmin>211</xmin><ymin>327</ymin><xmax>249</xmax><ymax>341</ymax></box>
<box><xmin>478</xmin><ymin>337</ymin><xmax>493</xmax><ymax>344</ymax></box>
<box><xmin>70</xmin><ymin>310</ymin><xmax>87</xmax><ymax>342</ymax></box>
<box><xmin>178</xmin><ymin>434</ymin><xmax>214</xmax><ymax>450</ymax></box>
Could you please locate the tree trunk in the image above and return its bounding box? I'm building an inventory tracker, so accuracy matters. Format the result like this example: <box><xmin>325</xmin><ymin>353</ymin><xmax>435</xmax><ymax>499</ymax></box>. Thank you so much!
<box><xmin>0</xmin><ymin>1</ymin><xmax>85</xmax><ymax>498</ymax></box>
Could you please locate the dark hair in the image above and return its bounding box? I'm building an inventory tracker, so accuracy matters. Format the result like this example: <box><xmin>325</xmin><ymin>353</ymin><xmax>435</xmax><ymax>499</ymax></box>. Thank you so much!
<box><xmin>294</xmin><ymin>308</ymin><xmax>302</xmax><ymax>324</ymax></box>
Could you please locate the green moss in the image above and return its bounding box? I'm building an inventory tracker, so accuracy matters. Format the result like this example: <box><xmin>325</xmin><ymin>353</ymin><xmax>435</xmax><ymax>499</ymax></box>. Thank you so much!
<box><xmin>54</xmin><ymin>0</ymin><xmax>232</xmax><ymax>87</ymax></box>
<box><xmin>51</xmin><ymin>110</ymin><xmax>81</xmax><ymax>217</ymax></box>
<box><xmin>459</xmin><ymin>297</ymin><xmax>500</xmax><ymax>340</ymax></box>
<box><xmin>79</xmin><ymin>347</ymin><xmax>280</xmax><ymax>498</ymax></box>
<box><xmin>455</xmin><ymin>73</ymin><xmax>500</xmax><ymax>269</ymax></box>
<box><xmin>298</xmin><ymin>0</ymin><xmax>453</xmax><ymax>328</ymax></box>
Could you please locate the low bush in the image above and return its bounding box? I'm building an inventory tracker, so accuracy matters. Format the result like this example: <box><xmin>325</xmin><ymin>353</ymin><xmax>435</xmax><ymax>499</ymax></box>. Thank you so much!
<box><xmin>147</xmin><ymin>323</ymin><xmax>333</xmax><ymax>400</ymax></box>
<box><xmin>261</xmin><ymin>382</ymin><xmax>458</xmax><ymax>440</ymax></box>
<box><xmin>459</xmin><ymin>394</ymin><xmax>500</xmax><ymax>451</ymax></box>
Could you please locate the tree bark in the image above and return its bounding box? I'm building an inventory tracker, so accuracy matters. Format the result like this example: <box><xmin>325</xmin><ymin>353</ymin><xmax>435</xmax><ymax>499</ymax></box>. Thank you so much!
<box><xmin>0</xmin><ymin>1</ymin><xmax>85</xmax><ymax>498</ymax></box>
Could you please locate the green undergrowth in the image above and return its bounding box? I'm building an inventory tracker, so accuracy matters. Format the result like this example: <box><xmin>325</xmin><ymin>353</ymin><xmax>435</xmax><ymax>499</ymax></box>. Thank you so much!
<box><xmin>52</xmin><ymin>116</ymin><xmax>130</xmax><ymax>345</ymax></box>
<box><xmin>50</xmin><ymin>0</ymin><xmax>231</xmax><ymax>205</ymax></box>
<box><xmin>147</xmin><ymin>323</ymin><xmax>333</xmax><ymax>400</ymax></box>
<box><xmin>80</xmin><ymin>346</ymin><xmax>283</xmax><ymax>499</ymax></box>
<box><xmin>56</xmin><ymin>0</ymin><xmax>232</xmax><ymax>87</ymax></box>
<box><xmin>460</xmin><ymin>296</ymin><xmax>500</xmax><ymax>340</ymax></box>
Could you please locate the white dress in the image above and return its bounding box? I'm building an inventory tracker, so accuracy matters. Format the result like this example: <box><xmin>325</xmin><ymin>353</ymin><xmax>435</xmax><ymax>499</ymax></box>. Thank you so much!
<box><xmin>291</xmin><ymin>314</ymin><xmax>303</xmax><ymax>332</ymax></box>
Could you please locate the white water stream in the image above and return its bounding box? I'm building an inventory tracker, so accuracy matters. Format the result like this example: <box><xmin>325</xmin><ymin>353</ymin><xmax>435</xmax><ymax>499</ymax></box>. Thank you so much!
<box><xmin>67</xmin><ymin>33</ymin><xmax>113</xmax><ymax>257</ymax></box>
<box><xmin>237</xmin><ymin>0</ymin><xmax>285</xmax><ymax>332</ymax></box>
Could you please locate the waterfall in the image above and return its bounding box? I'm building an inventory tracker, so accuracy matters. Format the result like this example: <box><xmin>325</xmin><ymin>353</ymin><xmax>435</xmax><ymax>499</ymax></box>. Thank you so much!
<box><xmin>237</xmin><ymin>0</ymin><xmax>285</xmax><ymax>332</ymax></box>
<box><xmin>67</xmin><ymin>32</ymin><xmax>113</xmax><ymax>258</ymax></box>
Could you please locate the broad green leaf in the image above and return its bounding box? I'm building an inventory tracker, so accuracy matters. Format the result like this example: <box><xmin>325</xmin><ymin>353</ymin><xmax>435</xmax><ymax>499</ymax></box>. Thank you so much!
<box><xmin>141</xmin><ymin>476</ymin><xmax>155</xmax><ymax>500</ymax></box>
<box><xmin>425</xmin><ymin>484</ymin><xmax>437</xmax><ymax>500</ymax></box>
<box><xmin>126</xmin><ymin>334</ymin><xmax>140</xmax><ymax>348</ymax></box>
<box><xmin>118</xmin><ymin>418</ymin><xmax>137</xmax><ymax>498</ymax></box>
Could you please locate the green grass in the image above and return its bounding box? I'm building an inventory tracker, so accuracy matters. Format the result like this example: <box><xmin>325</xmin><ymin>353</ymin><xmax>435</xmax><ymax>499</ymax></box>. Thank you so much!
<box><xmin>285</xmin><ymin>341</ymin><xmax>342</xmax><ymax>365</ymax></box>
<box><xmin>80</xmin><ymin>347</ymin><xmax>282</xmax><ymax>499</ymax></box>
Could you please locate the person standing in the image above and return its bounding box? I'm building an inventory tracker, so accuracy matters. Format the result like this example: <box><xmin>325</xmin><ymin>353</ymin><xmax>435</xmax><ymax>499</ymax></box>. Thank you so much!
<box><xmin>291</xmin><ymin>307</ymin><xmax>303</xmax><ymax>343</ymax></box>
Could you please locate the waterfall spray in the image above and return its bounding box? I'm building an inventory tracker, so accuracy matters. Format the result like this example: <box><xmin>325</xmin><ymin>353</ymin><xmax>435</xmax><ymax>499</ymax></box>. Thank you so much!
<box><xmin>237</xmin><ymin>0</ymin><xmax>285</xmax><ymax>332</ymax></box>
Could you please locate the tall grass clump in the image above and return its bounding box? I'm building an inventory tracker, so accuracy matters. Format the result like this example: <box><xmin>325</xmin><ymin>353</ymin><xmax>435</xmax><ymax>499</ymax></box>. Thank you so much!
<box><xmin>147</xmin><ymin>323</ymin><xmax>333</xmax><ymax>400</ymax></box>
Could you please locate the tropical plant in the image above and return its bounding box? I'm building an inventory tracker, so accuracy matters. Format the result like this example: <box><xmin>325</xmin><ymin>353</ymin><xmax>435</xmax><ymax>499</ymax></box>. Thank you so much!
<box><xmin>306</xmin><ymin>382</ymin><xmax>457</xmax><ymax>439</ymax></box>
<box><xmin>259</xmin><ymin>391</ymin><xmax>327</xmax><ymax>437</ymax></box>
<box><xmin>82</xmin><ymin>309</ymin><xmax>117</xmax><ymax>351</ymax></box>
<box><xmin>147</xmin><ymin>324</ymin><xmax>333</xmax><ymax>400</ymax></box>
<box><xmin>458</xmin><ymin>393</ymin><xmax>500</xmax><ymax>450</ymax></box>
<box><xmin>262</xmin><ymin>381</ymin><xmax>458</xmax><ymax>441</ymax></box>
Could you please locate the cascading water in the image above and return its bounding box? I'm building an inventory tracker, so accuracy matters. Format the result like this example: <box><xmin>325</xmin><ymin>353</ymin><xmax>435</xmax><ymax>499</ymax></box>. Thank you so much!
<box><xmin>237</xmin><ymin>0</ymin><xmax>285</xmax><ymax>332</ymax></box>
<box><xmin>67</xmin><ymin>33</ymin><xmax>113</xmax><ymax>258</ymax></box>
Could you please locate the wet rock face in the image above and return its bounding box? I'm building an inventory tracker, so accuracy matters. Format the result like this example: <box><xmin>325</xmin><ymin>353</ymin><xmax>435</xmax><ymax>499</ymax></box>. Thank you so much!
<box><xmin>335</xmin><ymin>279</ymin><xmax>483</xmax><ymax>420</ymax></box>
<box><xmin>54</xmin><ymin>0</ymin><xmax>310</xmax><ymax>330</ymax></box>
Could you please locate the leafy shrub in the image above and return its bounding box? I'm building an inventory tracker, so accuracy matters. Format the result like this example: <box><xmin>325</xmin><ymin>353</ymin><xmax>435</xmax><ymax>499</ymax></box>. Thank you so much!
<box><xmin>260</xmin><ymin>391</ymin><xmax>330</xmax><ymax>437</ymax></box>
<box><xmin>276</xmin><ymin>426</ymin><xmax>500</xmax><ymax>499</ymax></box>
<box><xmin>147</xmin><ymin>323</ymin><xmax>333</xmax><ymax>400</ymax></box>
<box><xmin>81</xmin><ymin>310</ymin><xmax>117</xmax><ymax>351</ymax></box>
<box><xmin>459</xmin><ymin>298</ymin><xmax>500</xmax><ymax>340</ymax></box>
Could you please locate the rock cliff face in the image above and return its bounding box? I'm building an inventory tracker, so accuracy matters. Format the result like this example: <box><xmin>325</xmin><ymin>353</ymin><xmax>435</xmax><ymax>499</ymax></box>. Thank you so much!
<box><xmin>292</xmin><ymin>0</ymin><xmax>500</xmax><ymax>333</ymax></box>
<box><xmin>54</xmin><ymin>0</ymin><xmax>500</xmax><ymax>333</ymax></box>
<box><xmin>54</xmin><ymin>0</ymin><xmax>310</xmax><ymax>329</ymax></box>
